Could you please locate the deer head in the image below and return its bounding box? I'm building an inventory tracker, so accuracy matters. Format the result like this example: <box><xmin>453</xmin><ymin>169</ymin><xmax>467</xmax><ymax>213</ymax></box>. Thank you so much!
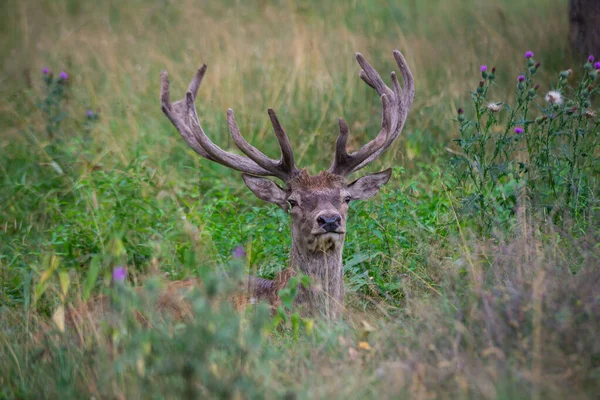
<box><xmin>161</xmin><ymin>50</ymin><xmax>414</xmax><ymax>318</ymax></box>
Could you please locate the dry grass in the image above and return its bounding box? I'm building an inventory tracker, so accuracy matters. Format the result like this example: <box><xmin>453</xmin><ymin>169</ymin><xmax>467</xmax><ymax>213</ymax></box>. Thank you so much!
<box><xmin>1</xmin><ymin>0</ymin><xmax>570</xmax><ymax>174</ymax></box>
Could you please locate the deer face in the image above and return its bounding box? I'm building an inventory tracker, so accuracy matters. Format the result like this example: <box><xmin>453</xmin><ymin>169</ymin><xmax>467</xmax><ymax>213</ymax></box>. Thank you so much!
<box><xmin>242</xmin><ymin>169</ymin><xmax>392</xmax><ymax>254</ymax></box>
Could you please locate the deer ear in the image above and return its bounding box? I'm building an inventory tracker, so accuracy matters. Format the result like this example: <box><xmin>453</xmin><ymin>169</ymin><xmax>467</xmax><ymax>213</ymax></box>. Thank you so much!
<box><xmin>346</xmin><ymin>168</ymin><xmax>392</xmax><ymax>200</ymax></box>
<box><xmin>242</xmin><ymin>174</ymin><xmax>288</xmax><ymax>209</ymax></box>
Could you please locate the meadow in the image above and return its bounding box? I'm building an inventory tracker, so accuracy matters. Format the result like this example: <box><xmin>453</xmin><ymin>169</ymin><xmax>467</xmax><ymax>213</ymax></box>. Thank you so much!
<box><xmin>1</xmin><ymin>0</ymin><xmax>599</xmax><ymax>398</ymax></box>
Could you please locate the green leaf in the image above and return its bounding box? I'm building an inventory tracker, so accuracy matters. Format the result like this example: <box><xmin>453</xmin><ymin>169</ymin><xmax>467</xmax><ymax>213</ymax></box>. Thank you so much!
<box><xmin>34</xmin><ymin>254</ymin><xmax>60</xmax><ymax>305</ymax></box>
<box><xmin>83</xmin><ymin>256</ymin><xmax>102</xmax><ymax>302</ymax></box>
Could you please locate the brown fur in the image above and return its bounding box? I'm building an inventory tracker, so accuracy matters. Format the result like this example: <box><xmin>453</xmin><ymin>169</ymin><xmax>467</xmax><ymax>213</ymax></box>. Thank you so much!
<box><xmin>287</xmin><ymin>169</ymin><xmax>346</xmax><ymax>191</ymax></box>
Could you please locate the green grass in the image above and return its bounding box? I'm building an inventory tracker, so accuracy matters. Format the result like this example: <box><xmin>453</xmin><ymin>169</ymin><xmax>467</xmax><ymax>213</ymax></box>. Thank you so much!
<box><xmin>1</xmin><ymin>0</ymin><xmax>599</xmax><ymax>398</ymax></box>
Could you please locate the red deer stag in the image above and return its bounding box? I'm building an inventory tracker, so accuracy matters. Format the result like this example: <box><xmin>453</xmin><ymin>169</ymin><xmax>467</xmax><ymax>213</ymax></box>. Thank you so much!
<box><xmin>160</xmin><ymin>50</ymin><xmax>414</xmax><ymax>319</ymax></box>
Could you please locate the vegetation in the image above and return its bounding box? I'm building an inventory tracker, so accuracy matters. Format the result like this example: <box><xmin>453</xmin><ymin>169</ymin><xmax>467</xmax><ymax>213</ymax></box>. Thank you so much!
<box><xmin>1</xmin><ymin>0</ymin><xmax>598</xmax><ymax>398</ymax></box>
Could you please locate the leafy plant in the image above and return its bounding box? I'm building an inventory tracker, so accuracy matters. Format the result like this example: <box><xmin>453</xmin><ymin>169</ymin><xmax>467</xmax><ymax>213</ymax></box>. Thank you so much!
<box><xmin>451</xmin><ymin>52</ymin><xmax>600</xmax><ymax>231</ymax></box>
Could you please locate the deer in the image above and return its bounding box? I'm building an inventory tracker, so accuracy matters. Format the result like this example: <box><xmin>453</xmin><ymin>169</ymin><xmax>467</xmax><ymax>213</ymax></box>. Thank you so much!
<box><xmin>159</xmin><ymin>50</ymin><xmax>414</xmax><ymax>319</ymax></box>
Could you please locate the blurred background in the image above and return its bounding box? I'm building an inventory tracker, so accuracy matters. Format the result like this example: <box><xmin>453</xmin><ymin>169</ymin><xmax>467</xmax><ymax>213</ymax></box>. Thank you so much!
<box><xmin>1</xmin><ymin>0</ymin><xmax>571</xmax><ymax>173</ymax></box>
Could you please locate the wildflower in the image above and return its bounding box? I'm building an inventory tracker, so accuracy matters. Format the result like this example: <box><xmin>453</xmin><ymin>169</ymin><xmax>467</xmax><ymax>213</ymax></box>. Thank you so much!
<box><xmin>232</xmin><ymin>246</ymin><xmax>246</xmax><ymax>258</ymax></box>
<box><xmin>589</xmin><ymin>55</ymin><xmax>595</xmax><ymax>63</ymax></box>
<box><xmin>544</xmin><ymin>90</ymin><xmax>563</xmax><ymax>105</ymax></box>
<box><xmin>480</xmin><ymin>65</ymin><xmax>487</xmax><ymax>72</ymax></box>
<box><xmin>59</xmin><ymin>71</ymin><xmax>68</xmax><ymax>80</ymax></box>
<box><xmin>517</xmin><ymin>75</ymin><xmax>526</xmax><ymax>82</ymax></box>
<box><xmin>486</xmin><ymin>102</ymin><xmax>503</xmax><ymax>112</ymax></box>
<box><xmin>535</xmin><ymin>61</ymin><xmax>541</xmax><ymax>69</ymax></box>
<box><xmin>595</xmin><ymin>62</ymin><xmax>600</xmax><ymax>70</ymax></box>
<box><xmin>457</xmin><ymin>108</ymin><xmax>465</xmax><ymax>122</ymax></box>
<box><xmin>87</xmin><ymin>110</ymin><xmax>94</xmax><ymax>118</ymax></box>
<box><xmin>524</xmin><ymin>51</ymin><xmax>534</xmax><ymax>59</ymax></box>
<box><xmin>514</xmin><ymin>127</ymin><xmax>524</xmax><ymax>134</ymax></box>
<box><xmin>42</xmin><ymin>67</ymin><xmax>50</xmax><ymax>75</ymax></box>
<box><xmin>560</xmin><ymin>69</ymin><xmax>572</xmax><ymax>79</ymax></box>
<box><xmin>112</xmin><ymin>266</ymin><xmax>127</xmax><ymax>283</ymax></box>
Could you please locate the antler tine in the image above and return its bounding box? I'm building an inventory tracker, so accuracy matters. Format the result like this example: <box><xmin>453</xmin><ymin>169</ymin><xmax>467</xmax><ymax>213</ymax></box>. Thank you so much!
<box><xmin>328</xmin><ymin>50</ymin><xmax>415</xmax><ymax>177</ymax></box>
<box><xmin>161</xmin><ymin>66</ymin><xmax>295</xmax><ymax>179</ymax></box>
<box><xmin>227</xmin><ymin>108</ymin><xmax>298</xmax><ymax>181</ymax></box>
<box><xmin>328</xmin><ymin>95</ymin><xmax>392</xmax><ymax>176</ymax></box>
<box><xmin>161</xmin><ymin>69</ymin><xmax>216</xmax><ymax>160</ymax></box>
<box><xmin>353</xmin><ymin>50</ymin><xmax>415</xmax><ymax>171</ymax></box>
<box><xmin>268</xmin><ymin>109</ymin><xmax>297</xmax><ymax>175</ymax></box>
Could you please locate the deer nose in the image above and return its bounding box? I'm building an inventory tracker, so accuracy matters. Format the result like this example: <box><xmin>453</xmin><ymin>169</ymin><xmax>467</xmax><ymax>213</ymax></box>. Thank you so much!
<box><xmin>317</xmin><ymin>213</ymin><xmax>342</xmax><ymax>232</ymax></box>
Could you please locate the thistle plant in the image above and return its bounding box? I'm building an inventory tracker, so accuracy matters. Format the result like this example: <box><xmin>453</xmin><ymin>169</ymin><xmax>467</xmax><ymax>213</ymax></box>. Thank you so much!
<box><xmin>39</xmin><ymin>68</ymin><xmax>69</xmax><ymax>140</ymax></box>
<box><xmin>451</xmin><ymin>51</ymin><xmax>600</xmax><ymax>231</ymax></box>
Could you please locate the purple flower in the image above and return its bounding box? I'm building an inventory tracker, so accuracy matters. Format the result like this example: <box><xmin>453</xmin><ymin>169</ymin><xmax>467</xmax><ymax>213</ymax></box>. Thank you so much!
<box><xmin>42</xmin><ymin>67</ymin><xmax>50</xmax><ymax>75</ymax></box>
<box><xmin>480</xmin><ymin>65</ymin><xmax>487</xmax><ymax>72</ymax></box>
<box><xmin>588</xmin><ymin>55</ymin><xmax>595</xmax><ymax>63</ymax></box>
<box><xmin>232</xmin><ymin>246</ymin><xmax>246</xmax><ymax>258</ymax></box>
<box><xmin>112</xmin><ymin>266</ymin><xmax>127</xmax><ymax>283</ymax></box>
<box><xmin>517</xmin><ymin>75</ymin><xmax>526</xmax><ymax>82</ymax></box>
<box><xmin>514</xmin><ymin>127</ymin><xmax>524</xmax><ymax>134</ymax></box>
<box><xmin>59</xmin><ymin>71</ymin><xmax>68</xmax><ymax>80</ymax></box>
<box><xmin>524</xmin><ymin>51</ymin><xmax>534</xmax><ymax>59</ymax></box>
<box><xmin>87</xmin><ymin>110</ymin><xmax>94</xmax><ymax>117</ymax></box>
<box><xmin>594</xmin><ymin>62</ymin><xmax>600</xmax><ymax>70</ymax></box>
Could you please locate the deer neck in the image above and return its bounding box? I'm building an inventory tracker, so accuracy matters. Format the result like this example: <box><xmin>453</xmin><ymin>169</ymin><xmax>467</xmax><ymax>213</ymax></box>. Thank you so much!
<box><xmin>289</xmin><ymin>234</ymin><xmax>345</xmax><ymax>319</ymax></box>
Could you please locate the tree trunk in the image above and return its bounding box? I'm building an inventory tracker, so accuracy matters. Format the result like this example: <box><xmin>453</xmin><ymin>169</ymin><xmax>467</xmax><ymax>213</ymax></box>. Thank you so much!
<box><xmin>570</xmin><ymin>0</ymin><xmax>600</xmax><ymax>58</ymax></box>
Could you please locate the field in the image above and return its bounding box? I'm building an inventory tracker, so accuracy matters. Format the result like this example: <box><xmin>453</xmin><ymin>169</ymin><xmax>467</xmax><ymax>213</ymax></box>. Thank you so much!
<box><xmin>1</xmin><ymin>0</ymin><xmax>599</xmax><ymax>398</ymax></box>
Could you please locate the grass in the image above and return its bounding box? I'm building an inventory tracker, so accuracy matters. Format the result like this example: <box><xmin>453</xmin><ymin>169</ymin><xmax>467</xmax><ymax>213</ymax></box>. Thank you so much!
<box><xmin>1</xmin><ymin>0</ymin><xmax>599</xmax><ymax>398</ymax></box>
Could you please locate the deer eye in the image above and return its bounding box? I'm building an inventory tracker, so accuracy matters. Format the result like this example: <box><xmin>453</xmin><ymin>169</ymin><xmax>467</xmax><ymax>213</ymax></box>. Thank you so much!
<box><xmin>287</xmin><ymin>199</ymin><xmax>298</xmax><ymax>208</ymax></box>
<box><xmin>344</xmin><ymin>196</ymin><xmax>352</xmax><ymax>203</ymax></box>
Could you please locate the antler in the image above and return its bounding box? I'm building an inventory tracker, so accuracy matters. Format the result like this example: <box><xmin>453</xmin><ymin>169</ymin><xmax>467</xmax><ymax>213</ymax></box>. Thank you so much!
<box><xmin>328</xmin><ymin>50</ymin><xmax>415</xmax><ymax>177</ymax></box>
<box><xmin>160</xmin><ymin>66</ymin><xmax>299</xmax><ymax>181</ymax></box>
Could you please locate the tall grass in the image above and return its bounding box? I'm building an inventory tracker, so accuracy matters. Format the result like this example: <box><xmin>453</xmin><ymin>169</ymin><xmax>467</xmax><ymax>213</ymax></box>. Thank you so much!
<box><xmin>2</xmin><ymin>0</ymin><xmax>599</xmax><ymax>398</ymax></box>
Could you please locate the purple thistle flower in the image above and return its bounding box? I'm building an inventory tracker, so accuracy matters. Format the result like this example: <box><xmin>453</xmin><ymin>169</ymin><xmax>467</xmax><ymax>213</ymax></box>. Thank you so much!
<box><xmin>42</xmin><ymin>67</ymin><xmax>50</xmax><ymax>75</ymax></box>
<box><xmin>517</xmin><ymin>75</ymin><xmax>526</xmax><ymax>82</ymax></box>
<box><xmin>480</xmin><ymin>65</ymin><xmax>487</xmax><ymax>72</ymax></box>
<box><xmin>87</xmin><ymin>110</ymin><xmax>94</xmax><ymax>117</ymax></box>
<box><xmin>588</xmin><ymin>55</ymin><xmax>595</xmax><ymax>63</ymax></box>
<box><xmin>232</xmin><ymin>246</ymin><xmax>246</xmax><ymax>258</ymax></box>
<box><xmin>524</xmin><ymin>51</ymin><xmax>534</xmax><ymax>59</ymax></box>
<box><xmin>112</xmin><ymin>266</ymin><xmax>127</xmax><ymax>283</ymax></box>
<box><xmin>594</xmin><ymin>62</ymin><xmax>600</xmax><ymax>70</ymax></box>
<box><xmin>59</xmin><ymin>71</ymin><xmax>68</xmax><ymax>80</ymax></box>
<box><xmin>514</xmin><ymin>127</ymin><xmax>524</xmax><ymax>134</ymax></box>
